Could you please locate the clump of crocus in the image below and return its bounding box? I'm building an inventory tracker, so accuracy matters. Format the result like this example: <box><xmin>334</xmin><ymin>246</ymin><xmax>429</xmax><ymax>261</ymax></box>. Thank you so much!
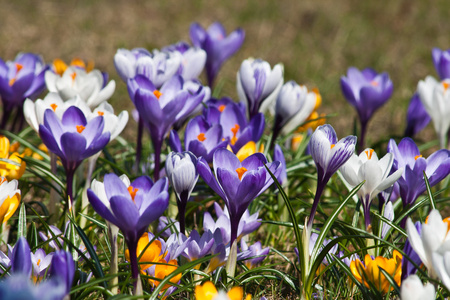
<box><xmin>417</xmin><ymin>76</ymin><xmax>450</xmax><ymax>148</ymax></box>
<box><xmin>388</xmin><ymin>138</ymin><xmax>450</xmax><ymax>212</ymax></box>
<box><xmin>87</xmin><ymin>173</ymin><xmax>169</xmax><ymax>294</ymax></box>
<box><xmin>237</xmin><ymin>58</ymin><xmax>284</xmax><ymax>118</ymax></box>
<box><xmin>340</xmin><ymin>148</ymin><xmax>403</xmax><ymax>229</ymax></box>
<box><xmin>0</xmin><ymin>136</ymin><xmax>26</xmax><ymax>180</ymax></box>
<box><xmin>341</xmin><ymin>67</ymin><xmax>393</xmax><ymax>152</ymax></box>
<box><xmin>190</xmin><ymin>22</ymin><xmax>245</xmax><ymax>87</ymax></box>
<box><xmin>0</xmin><ymin>53</ymin><xmax>48</xmax><ymax>131</ymax></box>
<box><xmin>195</xmin><ymin>281</ymin><xmax>251</xmax><ymax>300</ymax></box>
<box><xmin>197</xmin><ymin>149</ymin><xmax>281</xmax><ymax>245</ymax></box>
<box><xmin>165</xmin><ymin>151</ymin><xmax>199</xmax><ymax>234</ymax></box>
<box><xmin>308</xmin><ymin>124</ymin><xmax>356</xmax><ymax>227</ymax></box>
<box><xmin>31</xmin><ymin>249</ymin><xmax>53</xmax><ymax>283</ymax></box>
<box><xmin>350</xmin><ymin>250</ymin><xmax>402</xmax><ymax>294</ymax></box>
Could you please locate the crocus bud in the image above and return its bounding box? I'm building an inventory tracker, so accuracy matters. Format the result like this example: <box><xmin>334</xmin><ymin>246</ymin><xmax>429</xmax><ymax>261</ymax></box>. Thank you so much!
<box><xmin>49</xmin><ymin>250</ymin><xmax>75</xmax><ymax>295</ymax></box>
<box><xmin>11</xmin><ymin>237</ymin><xmax>32</xmax><ymax>276</ymax></box>
<box><xmin>432</xmin><ymin>47</ymin><xmax>450</xmax><ymax>80</ymax></box>
<box><xmin>165</xmin><ymin>151</ymin><xmax>199</xmax><ymax>203</ymax></box>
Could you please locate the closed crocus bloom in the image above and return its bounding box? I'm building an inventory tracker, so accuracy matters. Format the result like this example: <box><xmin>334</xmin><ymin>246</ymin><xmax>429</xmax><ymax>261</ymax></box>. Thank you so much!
<box><xmin>114</xmin><ymin>48</ymin><xmax>151</xmax><ymax>82</ymax></box>
<box><xmin>195</xmin><ymin>281</ymin><xmax>251</xmax><ymax>300</ymax></box>
<box><xmin>87</xmin><ymin>173</ymin><xmax>169</xmax><ymax>292</ymax></box>
<box><xmin>350</xmin><ymin>250</ymin><xmax>402</xmax><ymax>294</ymax></box>
<box><xmin>400</xmin><ymin>274</ymin><xmax>435</xmax><ymax>300</ymax></box>
<box><xmin>0</xmin><ymin>53</ymin><xmax>48</xmax><ymax>111</ymax></box>
<box><xmin>417</xmin><ymin>76</ymin><xmax>450</xmax><ymax>148</ymax></box>
<box><xmin>407</xmin><ymin>210</ymin><xmax>450</xmax><ymax>278</ymax></box>
<box><xmin>273</xmin><ymin>144</ymin><xmax>287</xmax><ymax>186</ymax></box>
<box><xmin>165</xmin><ymin>151</ymin><xmax>199</xmax><ymax>234</ymax></box>
<box><xmin>190</xmin><ymin>22</ymin><xmax>245</xmax><ymax>87</ymax></box>
<box><xmin>10</xmin><ymin>237</ymin><xmax>32</xmax><ymax>276</ymax></box>
<box><xmin>308</xmin><ymin>124</ymin><xmax>356</xmax><ymax>227</ymax></box>
<box><xmin>163</xmin><ymin>41</ymin><xmax>207</xmax><ymax>81</ymax></box>
<box><xmin>340</xmin><ymin>67</ymin><xmax>393</xmax><ymax>151</ymax></box>
<box><xmin>237</xmin><ymin>58</ymin><xmax>284</xmax><ymax>118</ymax></box>
<box><xmin>404</xmin><ymin>92</ymin><xmax>431</xmax><ymax>137</ymax></box>
<box><xmin>197</xmin><ymin>149</ymin><xmax>281</xmax><ymax>245</ymax></box>
<box><xmin>49</xmin><ymin>251</ymin><xmax>75</xmax><ymax>295</ymax></box>
<box><xmin>274</xmin><ymin>81</ymin><xmax>317</xmax><ymax>139</ymax></box>
<box><xmin>45</xmin><ymin>66</ymin><xmax>115</xmax><ymax>109</ymax></box>
<box><xmin>0</xmin><ymin>178</ymin><xmax>21</xmax><ymax>224</ymax></box>
<box><xmin>388</xmin><ymin>138</ymin><xmax>450</xmax><ymax>209</ymax></box>
<box><xmin>340</xmin><ymin>149</ymin><xmax>403</xmax><ymax>229</ymax></box>
<box><xmin>432</xmin><ymin>47</ymin><xmax>450</xmax><ymax>80</ymax></box>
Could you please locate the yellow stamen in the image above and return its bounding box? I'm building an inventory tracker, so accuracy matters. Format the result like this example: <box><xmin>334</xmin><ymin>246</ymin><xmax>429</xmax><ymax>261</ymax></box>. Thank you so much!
<box><xmin>76</xmin><ymin>125</ymin><xmax>85</xmax><ymax>133</ymax></box>
<box><xmin>70</xmin><ymin>58</ymin><xmax>86</xmax><ymax>69</ymax></box>
<box><xmin>8</xmin><ymin>78</ymin><xmax>16</xmax><ymax>86</ymax></box>
<box><xmin>230</xmin><ymin>124</ymin><xmax>240</xmax><ymax>145</ymax></box>
<box><xmin>415</xmin><ymin>155</ymin><xmax>422</xmax><ymax>160</ymax></box>
<box><xmin>197</xmin><ymin>133</ymin><xmax>206</xmax><ymax>142</ymax></box>
<box><xmin>50</xmin><ymin>103</ymin><xmax>58</xmax><ymax>111</ymax></box>
<box><xmin>443</xmin><ymin>82</ymin><xmax>450</xmax><ymax>90</ymax></box>
<box><xmin>236</xmin><ymin>167</ymin><xmax>247</xmax><ymax>180</ymax></box>
<box><xmin>37</xmin><ymin>259</ymin><xmax>41</xmax><ymax>266</ymax></box>
<box><xmin>330</xmin><ymin>144</ymin><xmax>335</xmax><ymax>149</ymax></box>
<box><xmin>97</xmin><ymin>111</ymin><xmax>104</xmax><ymax>116</ymax></box>
<box><xmin>153</xmin><ymin>90</ymin><xmax>162</xmax><ymax>99</ymax></box>
<box><xmin>365</xmin><ymin>149</ymin><xmax>374</xmax><ymax>160</ymax></box>
<box><xmin>128</xmin><ymin>186</ymin><xmax>139</xmax><ymax>201</ymax></box>
<box><xmin>218</xmin><ymin>105</ymin><xmax>226</xmax><ymax>112</ymax></box>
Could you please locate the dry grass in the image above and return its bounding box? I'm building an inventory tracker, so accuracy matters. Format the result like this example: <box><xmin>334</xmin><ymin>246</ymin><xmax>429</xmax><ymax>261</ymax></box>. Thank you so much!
<box><xmin>1</xmin><ymin>0</ymin><xmax>448</xmax><ymax>144</ymax></box>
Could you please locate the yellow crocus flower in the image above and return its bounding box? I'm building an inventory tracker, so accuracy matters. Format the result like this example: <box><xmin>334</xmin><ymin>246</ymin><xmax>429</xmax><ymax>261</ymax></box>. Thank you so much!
<box><xmin>195</xmin><ymin>281</ymin><xmax>251</xmax><ymax>300</ymax></box>
<box><xmin>0</xmin><ymin>136</ymin><xmax>26</xmax><ymax>180</ymax></box>
<box><xmin>0</xmin><ymin>177</ymin><xmax>21</xmax><ymax>224</ymax></box>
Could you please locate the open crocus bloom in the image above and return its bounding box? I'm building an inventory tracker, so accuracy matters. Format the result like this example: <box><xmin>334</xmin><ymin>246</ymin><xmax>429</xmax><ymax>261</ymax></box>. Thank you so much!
<box><xmin>350</xmin><ymin>250</ymin><xmax>402</xmax><ymax>294</ymax></box>
<box><xmin>417</xmin><ymin>76</ymin><xmax>450</xmax><ymax>148</ymax></box>
<box><xmin>197</xmin><ymin>149</ymin><xmax>281</xmax><ymax>244</ymax></box>
<box><xmin>45</xmin><ymin>66</ymin><xmax>115</xmax><ymax>109</ymax></box>
<box><xmin>340</xmin><ymin>149</ymin><xmax>403</xmax><ymax>228</ymax></box>
<box><xmin>0</xmin><ymin>178</ymin><xmax>21</xmax><ymax>224</ymax></box>
<box><xmin>237</xmin><ymin>58</ymin><xmax>284</xmax><ymax>118</ymax></box>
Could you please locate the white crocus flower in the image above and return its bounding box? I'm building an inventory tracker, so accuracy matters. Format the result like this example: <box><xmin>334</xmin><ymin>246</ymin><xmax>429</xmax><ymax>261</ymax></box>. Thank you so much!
<box><xmin>91</xmin><ymin>102</ymin><xmax>129</xmax><ymax>141</ymax></box>
<box><xmin>237</xmin><ymin>58</ymin><xmax>284</xmax><ymax>117</ymax></box>
<box><xmin>45</xmin><ymin>66</ymin><xmax>116</xmax><ymax>109</ymax></box>
<box><xmin>400</xmin><ymin>274</ymin><xmax>435</xmax><ymax>300</ymax></box>
<box><xmin>407</xmin><ymin>209</ymin><xmax>450</xmax><ymax>278</ymax></box>
<box><xmin>340</xmin><ymin>149</ymin><xmax>403</xmax><ymax>228</ymax></box>
<box><xmin>179</xmin><ymin>47</ymin><xmax>207</xmax><ymax>81</ymax></box>
<box><xmin>274</xmin><ymin>81</ymin><xmax>317</xmax><ymax>135</ymax></box>
<box><xmin>417</xmin><ymin>76</ymin><xmax>450</xmax><ymax>148</ymax></box>
<box><xmin>135</xmin><ymin>50</ymin><xmax>182</xmax><ymax>88</ymax></box>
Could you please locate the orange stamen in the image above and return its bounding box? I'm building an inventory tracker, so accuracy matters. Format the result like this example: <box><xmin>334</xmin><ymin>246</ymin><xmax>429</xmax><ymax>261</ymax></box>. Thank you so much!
<box><xmin>70</xmin><ymin>58</ymin><xmax>86</xmax><ymax>69</ymax></box>
<box><xmin>365</xmin><ymin>149</ymin><xmax>374</xmax><ymax>160</ymax></box>
<box><xmin>37</xmin><ymin>259</ymin><xmax>41</xmax><ymax>266</ymax></box>
<box><xmin>370</xmin><ymin>80</ymin><xmax>379</xmax><ymax>87</ymax></box>
<box><xmin>15</xmin><ymin>63</ymin><xmax>23</xmax><ymax>73</ymax></box>
<box><xmin>70</xmin><ymin>72</ymin><xmax>77</xmax><ymax>81</ymax></box>
<box><xmin>330</xmin><ymin>144</ymin><xmax>335</xmax><ymax>149</ymax></box>
<box><xmin>443</xmin><ymin>82</ymin><xmax>450</xmax><ymax>90</ymax></box>
<box><xmin>50</xmin><ymin>103</ymin><xmax>58</xmax><ymax>111</ymax></box>
<box><xmin>128</xmin><ymin>186</ymin><xmax>139</xmax><ymax>201</ymax></box>
<box><xmin>97</xmin><ymin>111</ymin><xmax>104</xmax><ymax>116</ymax></box>
<box><xmin>8</xmin><ymin>63</ymin><xmax>24</xmax><ymax>86</ymax></box>
<box><xmin>230</xmin><ymin>124</ymin><xmax>240</xmax><ymax>145</ymax></box>
<box><xmin>236</xmin><ymin>167</ymin><xmax>247</xmax><ymax>180</ymax></box>
<box><xmin>218</xmin><ymin>105</ymin><xmax>226</xmax><ymax>112</ymax></box>
<box><xmin>414</xmin><ymin>155</ymin><xmax>423</xmax><ymax>160</ymax></box>
<box><xmin>197</xmin><ymin>133</ymin><xmax>206</xmax><ymax>142</ymax></box>
<box><xmin>8</xmin><ymin>78</ymin><xmax>16</xmax><ymax>86</ymax></box>
<box><xmin>76</xmin><ymin>125</ymin><xmax>85</xmax><ymax>133</ymax></box>
<box><xmin>153</xmin><ymin>90</ymin><xmax>162</xmax><ymax>99</ymax></box>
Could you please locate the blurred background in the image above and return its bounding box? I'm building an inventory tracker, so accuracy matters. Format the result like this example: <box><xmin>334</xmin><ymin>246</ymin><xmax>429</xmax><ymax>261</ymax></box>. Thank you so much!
<box><xmin>1</xmin><ymin>0</ymin><xmax>449</xmax><ymax>146</ymax></box>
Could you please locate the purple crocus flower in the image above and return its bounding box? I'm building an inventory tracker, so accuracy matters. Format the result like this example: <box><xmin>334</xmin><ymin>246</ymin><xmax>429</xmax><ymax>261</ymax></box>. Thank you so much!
<box><xmin>156</xmin><ymin>216</ymin><xmax>180</xmax><ymax>238</ymax></box>
<box><xmin>49</xmin><ymin>251</ymin><xmax>75</xmax><ymax>295</ymax></box>
<box><xmin>39</xmin><ymin>225</ymin><xmax>64</xmax><ymax>250</ymax></box>
<box><xmin>181</xmin><ymin>229</ymin><xmax>215</xmax><ymax>262</ymax></box>
<box><xmin>114</xmin><ymin>48</ymin><xmax>151</xmax><ymax>82</ymax></box>
<box><xmin>308</xmin><ymin>124</ymin><xmax>356</xmax><ymax>227</ymax></box>
<box><xmin>31</xmin><ymin>249</ymin><xmax>53</xmax><ymax>282</ymax></box>
<box><xmin>128</xmin><ymin>75</ymin><xmax>205</xmax><ymax>180</ymax></box>
<box><xmin>87</xmin><ymin>173</ymin><xmax>169</xmax><ymax>292</ymax></box>
<box><xmin>404</xmin><ymin>92</ymin><xmax>431</xmax><ymax>137</ymax></box>
<box><xmin>387</xmin><ymin>138</ymin><xmax>450</xmax><ymax>210</ymax></box>
<box><xmin>237</xmin><ymin>58</ymin><xmax>284</xmax><ymax>119</ymax></box>
<box><xmin>190</xmin><ymin>22</ymin><xmax>245</xmax><ymax>87</ymax></box>
<box><xmin>203</xmin><ymin>202</ymin><xmax>261</xmax><ymax>245</ymax></box>
<box><xmin>219</xmin><ymin>101</ymin><xmax>265</xmax><ymax>154</ymax></box>
<box><xmin>165</xmin><ymin>151</ymin><xmax>199</xmax><ymax>234</ymax></box>
<box><xmin>169</xmin><ymin>115</ymin><xmax>228</xmax><ymax>163</ymax></box>
<box><xmin>239</xmin><ymin>240</ymin><xmax>270</xmax><ymax>269</ymax></box>
<box><xmin>340</xmin><ymin>67</ymin><xmax>393</xmax><ymax>151</ymax></box>
<box><xmin>274</xmin><ymin>144</ymin><xmax>287</xmax><ymax>186</ymax></box>
<box><xmin>197</xmin><ymin>149</ymin><xmax>281</xmax><ymax>245</ymax></box>
<box><xmin>10</xmin><ymin>237</ymin><xmax>32</xmax><ymax>276</ymax></box>
<box><xmin>0</xmin><ymin>273</ymin><xmax>67</xmax><ymax>300</ymax></box>
<box><xmin>432</xmin><ymin>47</ymin><xmax>450</xmax><ymax>80</ymax></box>
<box><xmin>402</xmin><ymin>221</ymin><xmax>422</xmax><ymax>280</ymax></box>
<box><xmin>309</xmin><ymin>232</ymin><xmax>338</xmax><ymax>265</ymax></box>
<box><xmin>203</xmin><ymin>97</ymin><xmax>245</xmax><ymax>124</ymax></box>
<box><xmin>0</xmin><ymin>53</ymin><xmax>48</xmax><ymax>130</ymax></box>
<box><xmin>38</xmin><ymin>106</ymin><xmax>110</xmax><ymax>202</ymax></box>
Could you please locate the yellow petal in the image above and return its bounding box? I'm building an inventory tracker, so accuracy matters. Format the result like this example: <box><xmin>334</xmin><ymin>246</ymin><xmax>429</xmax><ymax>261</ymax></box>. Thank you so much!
<box><xmin>0</xmin><ymin>194</ymin><xmax>20</xmax><ymax>224</ymax></box>
<box><xmin>0</xmin><ymin>136</ymin><xmax>10</xmax><ymax>159</ymax></box>
<box><xmin>236</xmin><ymin>141</ymin><xmax>256</xmax><ymax>162</ymax></box>
<box><xmin>195</xmin><ymin>281</ymin><xmax>217</xmax><ymax>300</ymax></box>
<box><xmin>227</xmin><ymin>287</ymin><xmax>244</xmax><ymax>300</ymax></box>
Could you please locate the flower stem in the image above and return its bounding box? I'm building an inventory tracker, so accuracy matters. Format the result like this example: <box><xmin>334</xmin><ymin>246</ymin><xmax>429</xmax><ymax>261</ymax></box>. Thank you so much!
<box><xmin>66</xmin><ymin>168</ymin><xmax>75</xmax><ymax>212</ymax></box>
<box><xmin>134</xmin><ymin>118</ymin><xmax>144</xmax><ymax>174</ymax></box>
<box><xmin>177</xmin><ymin>195</ymin><xmax>187</xmax><ymax>235</ymax></box>
<box><xmin>127</xmin><ymin>239</ymin><xmax>142</xmax><ymax>295</ymax></box>
<box><xmin>307</xmin><ymin>180</ymin><xmax>326</xmax><ymax>228</ymax></box>
<box><xmin>358</xmin><ymin>120</ymin><xmax>368</xmax><ymax>154</ymax></box>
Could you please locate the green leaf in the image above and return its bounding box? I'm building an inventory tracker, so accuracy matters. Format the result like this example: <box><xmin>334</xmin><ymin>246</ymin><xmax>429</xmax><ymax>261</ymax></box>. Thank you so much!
<box><xmin>423</xmin><ymin>171</ymin><xmax>436</xmax><ymax>210</ymax></box>
<box><xmin>17</xmin><ymin>202</ymin><xmax>27</xmax><ymax>238</ymax></box>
